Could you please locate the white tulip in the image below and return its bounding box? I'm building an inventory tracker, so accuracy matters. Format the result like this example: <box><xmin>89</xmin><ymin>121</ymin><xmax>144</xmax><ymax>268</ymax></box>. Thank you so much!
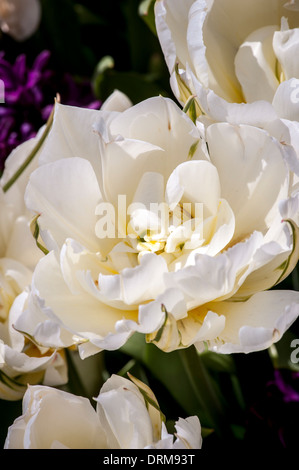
<box><xmin>0</xmin><ymin>136</ymin><xmax>67</xmax><ymax>400</ymax></box>
<box><xmin>155</xmin><ymin>1</ymin><xmax>299</xmax><ymax>146</ymax></box>
<box><xmin>14</xmin><ymin>94</ymin><xmax>299</xmax><ymax>355</ymax></box>
<box><xmin>4</xmin><ymin>375</ymin><xmax>202</xmax><ymax>449</ymax></box>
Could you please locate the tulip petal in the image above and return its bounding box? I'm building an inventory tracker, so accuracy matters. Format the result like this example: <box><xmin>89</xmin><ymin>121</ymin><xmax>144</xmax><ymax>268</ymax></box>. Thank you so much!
<box><xmin>25</xmin><ymin>158</ymin><xmax>102</xmax><ymax>252</ymax></box>
<box><xmin>234</xmin><ymin>25</ymin><xmax>279</xmax><ymax>103</ymax></box>
<box><xmin>272</xmin><ymin>79</ymin><xmax>299</xmax><ymax>121</ymax></box>
<box><xmin>38</xmin><ymin>103</ymin><xmax>102</xmax><ymax>179</ymax></box>
<box><xmin>273</xmin><ymin>23</ymin><xmax>299</xmax><ymax>80</ymax></box>
<box><xmin>207</xmin><ymin>123</ymin><xmax>289</xmax><ymax>242</ymax></box>
<box><xmin>96</xmin><ymin>375</ymin><xmax>153</xmax><ymax>449</ymax></box>
<box><xmin>165</xmin><ymin>160</ymin><xmax>220</xmax><ymax>217</ymax></box>
<box><xmin>207</xmin><ymin>290</ymin><xmax>299</xmax><ymax>353</ymax></box>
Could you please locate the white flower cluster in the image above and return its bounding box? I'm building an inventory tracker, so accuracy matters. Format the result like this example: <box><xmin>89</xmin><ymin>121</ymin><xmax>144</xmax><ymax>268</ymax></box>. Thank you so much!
<box><xmin>4</xmin><ymin>374</ymin><xmax>201</xmax><ymax>449</ymax></box>
<box><xmin>1</xmin><ymin>0</ymin><xmax>299</xmax><ymax>449</ymax></box>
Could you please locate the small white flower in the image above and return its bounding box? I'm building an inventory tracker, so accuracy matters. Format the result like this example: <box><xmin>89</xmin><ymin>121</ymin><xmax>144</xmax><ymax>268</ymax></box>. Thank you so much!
<box><xmin>4</xmin><ymin>374</ymin><xmax>202</xmax><ymax>449</ymax></box>
<box><xmin>0</xmin><ymin>0</ymin><xmax>41</xmax><ymax>41</ymax></box>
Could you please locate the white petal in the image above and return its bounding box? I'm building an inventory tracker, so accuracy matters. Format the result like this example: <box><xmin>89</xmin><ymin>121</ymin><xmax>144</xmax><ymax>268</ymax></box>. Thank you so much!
<box><xmin>194</xmin><ymin>0</ymin><xmax>299</xmax><ymax>98</ymax></box>
<box><xmin>173</xmin><ymin>416</ymin><xmax>202</xmax><ymax>449</ymax></box>
<box><xmin>193</xmin><ymin>75</ymin><xmax>278</xmax><ymax>126</ymax></box>
<box><xmin>120</xmin><ymin>253</ymin><xmax>168</xmax><ymax>305</ymax></box>
<box><xmin>25</xmin><ymin>158</ymin><xmax>102</xmax><ymax>252</ymax></box>
<box><xmin>234</xmin><ymin>25</ymin><xmax>279</xmax><ymax>103</ymax></box>
<box><xmin>212</xmin><ymin>290</ymin><xmax>299</xmax><ymax>353</ymax></box>
<box><xmin>154</xmin><ymin>0</ymin><xmax>195</xmax><ymax>75</ymax></box>
<box><xmin>5</xmin><ymin>215</ymin><xmax>42</xmax><ymax>271</ymax></box>
<box><xmin>165</xmin><ymin>231</ymin><xmax>264</xmax><ymax>308</ymax></box>
<box><xmin>15</xmin><ymin>385</ymin><xmax>106</xmax><ymax>449</ymax></box>
<box><xmin>1</xmin><ymin>136</ymin><xmax>40</xmax><ymax>211</ymax></box>
<box><xmin>4</xmin><ymin>416</ymin><xmax>26</xmax><ymax>448</ymax></box>
<box><xmin>165</xmin><ymin>160</ymin><xmax>220</xmax><ymax>217</ymax></box>
<box><xmin>264</xmin><ymin>118</ymin><xmax>299</xmax><ymax>182</ymax></box>
<box><xmin>207</xmin><ymin>123</ymin><xmax>289</xmax><ymax>241</ymax></box>
<box><xmin>272</xmin><ymin>79</ymin><xmax>299</xmax><ymax>121</ymax></box>
<box><xmin>97</xmin><ymin>96</ymin><xmax>206</xmax><ymax>205</ymax></box>
<box><xmin>101</xmin><ymin>90</ymin><xmax>133</xmax><ymax>112</ymax></box>
<box><xmin>0</xmin><ymin>342</ymin><xmax>57</xmax><ymax>374</ymax></box>
<box><xmin>96</xmin><ymin>375</ymin><xmax>153</xmax><ymax>449</ymax></box>
<box><xmin>273</xmin><ymin>25</ymin><xmax>299</xmax><ymax>80</ymax></box>
<box><xmin>38</xmin><ymin>103</ymin><xmax>102</xmax><ymax>180</ymax></box>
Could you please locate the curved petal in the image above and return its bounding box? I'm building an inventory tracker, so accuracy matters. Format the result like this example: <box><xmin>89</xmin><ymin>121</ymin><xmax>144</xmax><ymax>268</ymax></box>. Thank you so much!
<box><xmin>37</xmin><ymin>103</ymin><xmax>102</xmax><ymax>180</ymax></box>
<box><xmin>207</xmin><ymin>123</ymin><xmax>289</xmax><ymax>241</ymax></box>
<box><xmin>273</xmin><ymin>24</ymin><xmax>299</xmax><ymax>80</ymax></box>
<box><xmin>23</xmin><ymin>386</ymin><xmax>106</xmax><ymax>449</ymax></box>
<box><xmin>0</xmin><ymin>136</ymin><xmax>40</xmax><ymax>212</ymax></box>
<box><xmin>207</xmin><ymin>290</ymin><xmax>299</xmax><ymax>353</ymax></box>
<box><xmin>96</xmin><ymin>375</ymin><xmax>153</xmax><ymax>449</ymax></box>
<box><xmin>5</xmin><ymin>215</ymin><xmax>42</xmax><ymax>270</ymax></box>
<box><xmin>173</xmin><ymin>416</ymin><xmax>202</xmax><ymax>449</ymax></box>
<box><xmin>154</xmin><ymin>0</ymin><xmax>196</xmax><ymax>75</ymax></box>
<box><xmin>234</xmin><ymin>25</ymin><xmax>279</xmax><ymax>103</ymax></box>
<box><xmin>15</xmin><ymin>251</ymin><xmax>137</xmax><ymax>355</ymax></box>
<box><xmin>272</xmin><ymin>79</ymin><xmax>299</xmax><ymax>121</ymax></box>
<box><xmin>96</xmin><ymin>96</ymin><xmax>207</xmax><ymax>206</ymax></box>
<box><xmin>25</xmin><ymin>158</ymin><xmax>102</xmax><ymax>252</ymax></box>
<box><xmin>101</xmin><ymin>90</ymin><xmax>133</xmax><ymax>112</ymax></box>
<box><xmin>198</xmin><ymin>0</ymin><xmax>299</xmax><ymax>97</ymax></box>
<box><xmin>165</xmin><ymin>231</ymin><xmax>264</xmax><ymax>309</ymax></box>
<box><xmin>165</xmin><ymin>160</ymin><xmax>220</xmax><ymax>217</ymax></box>
<box><xmin>192</xmin><ymin>75</ymin><xmax>278</xmax><ymax>126</ymax></box>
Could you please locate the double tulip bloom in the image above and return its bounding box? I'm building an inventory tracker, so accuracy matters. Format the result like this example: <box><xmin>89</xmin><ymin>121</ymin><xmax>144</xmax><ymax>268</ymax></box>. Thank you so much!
<box><xmin>4</xmin><ymin>88</ymin><xmax>298</xmax><ymax>359</ymax></box>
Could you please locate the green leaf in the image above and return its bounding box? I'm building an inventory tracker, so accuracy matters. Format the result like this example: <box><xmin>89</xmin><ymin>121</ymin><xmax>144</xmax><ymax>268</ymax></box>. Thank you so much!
<box><xmin>121</xmin><ymin>334</ymin><xmax>223</xmax><ymax>429</ymax></box>
<box><xmin>121</xmin><ymin>334</ymin><xmax>206</xmax><ymax>419</ymax></box>
<box><xmin>139</xmin><ymin>0</ymin><xmax>157</xmax><ymax>36</ymax></box>
<box><xmin>2</xmin><ymin>102</ymin><xmax>55</xmax><ymax>193</ymax></box>
<box><xmin>199</xmin><ymin>350</ymin><xmax>236</xmax><ymax>374</ymax></box>
<box><xmin>61</xmin><ymin>349</ymin><xmax>106</xmax><ymax>401</ymax></box>
<box><xmin>92</xmin><ymin>59</ymin><xmax>170</xmax><ymax>104</ymax></box>
<box><xmin>30</xmin><ymin>215</ymin><xmax>49</xmax><ymax>256</ymax></box>
<box><xmin>183</xmin><ymin>95</ymin><xmax>198</xmax><ymax>124</ymax></box>
<box><xmin>40</xmin><ymin>0</ymin><xmax>92</xmax><ymax>74</ymax></box>
<box><xmin>74</xmin><ymin>4</ymin><xmax>105</xmax><ymax>25</ymax></box>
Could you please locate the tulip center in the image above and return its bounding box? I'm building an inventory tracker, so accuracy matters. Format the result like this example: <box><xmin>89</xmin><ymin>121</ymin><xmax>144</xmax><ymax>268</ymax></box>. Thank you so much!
<box><xmin>126</xmin><ymin>201</ymin><xmax>205</xmax><ymax>263</ymax></box>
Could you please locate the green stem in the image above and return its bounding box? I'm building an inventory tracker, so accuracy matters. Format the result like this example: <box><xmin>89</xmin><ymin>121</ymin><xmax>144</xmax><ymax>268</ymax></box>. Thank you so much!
<box><xmin>64</xmin><ymin>348</ymin><xmax>88</xmax><ymax>398</ymax></box>
<box><xmin>179</xmin><ymin>346</ymin><xmax>229</xmax><ymax>438</ymax></box>
<box><xmin>2</xmin><ymin>100</ymin><xmax>56</xmax><ymax>193</ymax></box>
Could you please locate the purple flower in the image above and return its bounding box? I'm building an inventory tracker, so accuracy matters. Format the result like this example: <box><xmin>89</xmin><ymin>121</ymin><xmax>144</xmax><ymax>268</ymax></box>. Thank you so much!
<box><xmin>0</xmin><ymin>50</ymin><xmax>100</xmax><ymax>172</ymax></box>
<box><xmin>268</xmin><ymin>369</ymin><xmax>299</xmax><ymax>403</ymax></box>
<box><xmin>244</xmin><ymin>368</ymin><xmax>299</xmax><ymax>448</ymax></box>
